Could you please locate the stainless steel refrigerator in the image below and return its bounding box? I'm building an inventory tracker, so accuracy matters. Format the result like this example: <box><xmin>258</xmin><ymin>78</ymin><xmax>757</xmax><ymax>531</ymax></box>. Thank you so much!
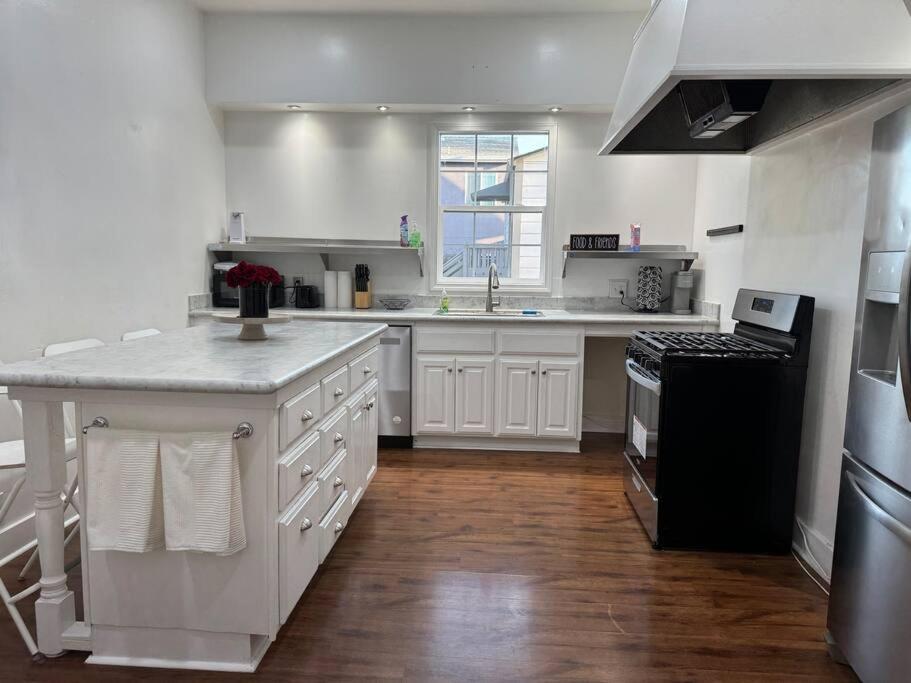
<box><xmin>827</xmin><ymin>103</ymin><xmax>911</xmax><ymax>682</ymax></box>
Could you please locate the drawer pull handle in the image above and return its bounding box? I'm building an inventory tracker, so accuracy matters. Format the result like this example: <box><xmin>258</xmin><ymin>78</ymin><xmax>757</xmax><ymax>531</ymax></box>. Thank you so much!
<box><xmin>300</xmin><ymin>518</ymin><xmax>312</xmax><ymax>532</ymax></box>
<box><xmin>334</xmin><ymin>387</ymin><xmax>344</xmax><ymax>397</ymax></box>
<box><xmin>300</xmin><ymin>464</ymin><xmax>313</xmax><ymax>478</ymax></box>
<box><xmin>458</xmin><ymin>368</ymin><xmax>463</xmax><ymax>373</ymax></box>
<box><xmin>447</xmin><ymin>368</ymin><xmax>453</xmax><ymax>373</ymax></box>
<box><xmin>334</xmin><ymin>432</ymin><xmax>344</xmax><ymax>443</ymax></box>
<box><xmin>301</xmin><ymin>410</ymin><xmax>314</xmax><ymax>422</ymax></box>
<box><xmin>334</xmin><ymin>520</ymin><xmax>345</xmax><ymax>534</ymax></box>
<box><xmin>542</xmin><ymin>370</ymin><xmax>547</xmax><ymax>375</ymax></box>
<box><xmin>333</xmin><ymin>476</ymin><xmax>344</xmax><ymax>488</ymax></box>
<box><xmin>367</xmin><ymin>400</ymin><xmax>376</xmax><ymax>410</ymax></box>
<box><xmin>531</xmin><ymin>370</ymin><xmax>536</xmax><ymax>375</ymax></box>
<box><xmin>363</xmin><ymin>366</ymin><xmax>371</xmax><ymax>374</ymax></box>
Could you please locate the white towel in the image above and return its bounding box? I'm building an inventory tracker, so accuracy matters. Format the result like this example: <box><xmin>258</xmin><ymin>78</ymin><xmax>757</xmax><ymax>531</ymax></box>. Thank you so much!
<box><xmin>85</xmin><ymin>429</ymin><xmax>164</xmax><ymax>552</ymax></box>
<box><xmin>160</xmin><ymin>432</ymin><xmax>246</xmax><ymax>555</ymax></box>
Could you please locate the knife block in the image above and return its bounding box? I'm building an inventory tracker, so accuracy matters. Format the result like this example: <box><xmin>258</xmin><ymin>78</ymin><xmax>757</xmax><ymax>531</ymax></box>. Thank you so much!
<box><xmin>355</xmin><ymin>283</ymin><xmax>373</xmax><ymax>309</ymax></box>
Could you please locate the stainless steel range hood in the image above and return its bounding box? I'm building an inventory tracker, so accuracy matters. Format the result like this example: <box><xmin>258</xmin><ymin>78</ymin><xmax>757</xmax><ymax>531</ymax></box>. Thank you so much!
<box><xmin>600</xmin><ymin>0</ymin><xmax>911</xmax><ymax>155</ymax></box>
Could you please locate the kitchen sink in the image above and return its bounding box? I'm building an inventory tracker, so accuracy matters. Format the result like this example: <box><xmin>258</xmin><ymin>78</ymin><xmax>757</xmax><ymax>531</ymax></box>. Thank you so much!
<box><xmin>434</xmin><ymin>309</ymin><xmax>544</xmax><ymax>317</ymax></box>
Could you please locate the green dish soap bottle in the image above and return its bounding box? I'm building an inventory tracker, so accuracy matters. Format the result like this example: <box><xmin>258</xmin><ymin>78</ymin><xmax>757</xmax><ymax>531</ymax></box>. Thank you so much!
<box><xmin>440</xmin><ymin>288</ymin><xmax>450</xmax><ymax>313</ymax></box>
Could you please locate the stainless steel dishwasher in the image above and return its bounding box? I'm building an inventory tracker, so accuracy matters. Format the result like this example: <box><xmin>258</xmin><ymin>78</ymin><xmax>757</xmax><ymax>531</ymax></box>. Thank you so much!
<box><xmin>378</xmin><ymin>325</ymin><xmax>412</xmax><ymax>447</ymax></box>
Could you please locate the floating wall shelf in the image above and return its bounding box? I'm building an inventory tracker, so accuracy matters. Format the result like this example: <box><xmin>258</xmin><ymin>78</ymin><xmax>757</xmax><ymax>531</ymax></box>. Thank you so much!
<box><xmin>561</xmin><ymin>244</ymin><xmax>698</xmax><ymax>278</ymax></box>
<box><xmin>208</xmin><ymin>237</ymin><xmax>425</xmax><ymax>276</ymax></box>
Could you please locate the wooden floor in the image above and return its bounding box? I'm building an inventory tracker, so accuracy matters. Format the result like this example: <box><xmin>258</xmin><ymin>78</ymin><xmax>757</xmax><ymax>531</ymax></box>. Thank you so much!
<box><xmin>0</xmin><ymin>434</ymin><xmax>855</xmax><ymax>682</ymax></box>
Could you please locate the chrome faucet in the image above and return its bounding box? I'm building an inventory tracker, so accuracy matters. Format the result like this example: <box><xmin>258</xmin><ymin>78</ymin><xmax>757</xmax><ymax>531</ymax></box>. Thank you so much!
<box><xmin>486</xmin><ymin>262</ymin><xmax>501</xmax><ymax>312</ymax></box>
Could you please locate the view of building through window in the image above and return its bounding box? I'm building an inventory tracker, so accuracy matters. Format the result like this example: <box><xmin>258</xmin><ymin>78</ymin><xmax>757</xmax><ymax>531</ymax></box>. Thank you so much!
<box><xmin>438</xmin><ymin>132</ymin><xmax>549</xmax><ymax>283</ymax></box>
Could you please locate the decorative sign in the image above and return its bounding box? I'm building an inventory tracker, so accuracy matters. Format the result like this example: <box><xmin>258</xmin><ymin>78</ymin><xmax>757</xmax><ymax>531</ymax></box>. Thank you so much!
<box><xmin>569</xmin><ymin>234</ymin><xmax>619</xmax><ymax>251</ymax></box>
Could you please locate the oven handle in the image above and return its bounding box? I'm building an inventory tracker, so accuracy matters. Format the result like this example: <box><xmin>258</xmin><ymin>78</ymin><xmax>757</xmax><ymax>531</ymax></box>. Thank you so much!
<box><xmin>846</xmin><ymin>471</ymin><xmax>911</xmax><ymax>546</ymax></box>
<box><xmin>625</xmin><ymin>359</ymin><xmax>661</xmax><ymax>396</ymax></box>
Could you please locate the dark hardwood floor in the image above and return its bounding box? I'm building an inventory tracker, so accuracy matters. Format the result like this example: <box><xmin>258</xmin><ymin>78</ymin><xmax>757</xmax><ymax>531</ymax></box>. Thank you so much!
<box><xmin>0</xmin><ymin>434</ymin><xmax>854</xmax><ymax>681</ymax></box>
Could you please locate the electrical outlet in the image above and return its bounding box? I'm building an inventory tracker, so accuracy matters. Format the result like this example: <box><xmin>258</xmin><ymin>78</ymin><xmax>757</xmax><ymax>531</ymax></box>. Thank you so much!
<box><xmin>292</xmin><ymin>276</ymin><xmax>304</xmax><ymax>286</ymax></box>
<box><xmin>609</xmin><ymin>279</ymin><xmax>628</xmax><ymax>299</ymax></box>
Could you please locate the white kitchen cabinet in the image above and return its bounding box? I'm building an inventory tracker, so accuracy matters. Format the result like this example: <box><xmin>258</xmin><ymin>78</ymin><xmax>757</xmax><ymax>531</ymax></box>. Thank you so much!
<box><xmin>416</xmin><ymin>357</ymin><xmax>455</xmax><ymax>433</ymax></box>
<box><xmin>455</xmin><ymin>358</ymin><xmax>494</xmax><ymax>434</ymax></box>
<box><xmin>537</xmin><ymin>360</ymin><xmax>579</xmax><ymax>438</ymax></box>
<box><xmin>365</xmin><ymin>383</ymin><xmax>378</xmax><ymax>484</ymax></box>
<box><xmin>496</xmin><ymin>359</ymin><xmax>538</xmax><ymax>436</ymax></box>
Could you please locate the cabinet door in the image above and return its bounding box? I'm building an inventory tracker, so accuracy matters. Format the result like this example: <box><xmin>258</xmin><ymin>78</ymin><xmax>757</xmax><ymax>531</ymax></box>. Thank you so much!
<box><xmin>537</xmin><ymin>360</ymin><xmax>579</xmax><ymax>438</ymax></box>
<box><xmin>348</xmin><ymin>398</ymin><xmax>367</xmax><ymax>507</ymax></box>
<box><xmin>455</xmin><ymin>358</ymin><xmax>494</xmax><ymax>434</ymax></box>
<box><xmin>415</xmin><ymin>357</ymin><xmax>455</xmax><ymax>434</ymax></box>
<box><xmin>365</xmin><ymin>384</ymin><xmax>378</xmax><ymax>485</ymax></box>
<box><xmin>496</xmin><ymin>359</ymin><xmax>538</xmax><ymax>436</ymax></box>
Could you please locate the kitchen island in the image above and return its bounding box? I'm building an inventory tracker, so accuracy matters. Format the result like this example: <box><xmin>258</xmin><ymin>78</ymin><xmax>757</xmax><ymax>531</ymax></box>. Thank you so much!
<box><xmin>0</xmin><ymin>320</ymin><xmax>386</xmax><ymax>671</ymax></box>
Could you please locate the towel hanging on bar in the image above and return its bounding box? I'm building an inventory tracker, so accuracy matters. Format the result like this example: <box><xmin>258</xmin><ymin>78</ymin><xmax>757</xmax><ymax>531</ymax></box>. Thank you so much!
<box><xmin>160</xmin><ymin>431</ymin><xmax>246</xmax><ymax>556</ymax></box>
<box><xmin>85</xmin><ymin>429</ymin><xmax>165</xmax><ymax>553</ymax></box>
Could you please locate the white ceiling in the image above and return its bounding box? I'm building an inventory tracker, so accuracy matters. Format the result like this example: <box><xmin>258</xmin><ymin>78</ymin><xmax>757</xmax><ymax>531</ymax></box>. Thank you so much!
<box><xmin>194</xmin><ymin>0</ymin><xmax>650</xmax><ymax>13</ymax></box>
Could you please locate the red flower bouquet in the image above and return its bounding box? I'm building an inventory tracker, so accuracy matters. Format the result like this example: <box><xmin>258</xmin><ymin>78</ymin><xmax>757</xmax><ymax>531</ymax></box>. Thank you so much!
<box><xmin>227</xmin><ymin>261</ymin><xmax>282</xmax><ymax>318</ymax></box>
<box><xmin>226</xmin><ymin>261</ymin><xmax>282</xmax><ymax>288</ymax></box>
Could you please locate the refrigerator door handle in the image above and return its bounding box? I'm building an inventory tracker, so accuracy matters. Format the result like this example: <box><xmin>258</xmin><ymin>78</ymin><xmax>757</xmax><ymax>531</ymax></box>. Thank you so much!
<box><xmin>846</xmin><ymin>471</ymin><xmax>911</xmax><ymax>546</ymax></box>
<box><xmin>898</xmin><ymin>242</ymin><xmax>911</xmax><ymax>419</ymax></box>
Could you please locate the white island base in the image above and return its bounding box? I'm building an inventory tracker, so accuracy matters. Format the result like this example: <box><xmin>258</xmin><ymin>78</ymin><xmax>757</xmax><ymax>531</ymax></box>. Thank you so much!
<box><xmin>1</xmin><ymin>322</ymin><xmax>385</xmax><ymax>672</ymax></box>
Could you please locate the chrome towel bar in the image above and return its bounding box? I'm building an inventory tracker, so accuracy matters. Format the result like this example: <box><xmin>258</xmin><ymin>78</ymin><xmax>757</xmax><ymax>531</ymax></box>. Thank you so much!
<box><xmin>82</xmin><ymin>417</ymin><xmax>254</xmax><ymax>440</ymax></box>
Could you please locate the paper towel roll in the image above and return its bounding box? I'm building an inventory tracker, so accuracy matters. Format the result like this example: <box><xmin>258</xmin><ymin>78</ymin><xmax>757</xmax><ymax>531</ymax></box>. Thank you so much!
<box><xmin>337</xmin><ymin>271</ymin><xmax>353</xmax><ymax>309</ymax></box>
<box><xmin>323</xmin><ymin>271</ymin><xmax>338</xmax><ymax>309</ymax></box>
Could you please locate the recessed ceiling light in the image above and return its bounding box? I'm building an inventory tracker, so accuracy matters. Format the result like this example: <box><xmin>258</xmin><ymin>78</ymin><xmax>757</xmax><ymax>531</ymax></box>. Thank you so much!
<box><xmin>548</xmin><ymin>106</ymin><xmax>563</xmax><ymax>113</ymax></box>
<box><xmin>462</xmin><ymin>106</ymin><xmax>476</xmax><ymax>112</ymax></box>
<box><xmin>376</xmin><ymin>105</ymin><xmax>390</xmax><ymax>112</ymax></box>
<box><xmin>287</xmin><ymin>104</ymin><xmax>302</xmax><ymax>110</ymax></box>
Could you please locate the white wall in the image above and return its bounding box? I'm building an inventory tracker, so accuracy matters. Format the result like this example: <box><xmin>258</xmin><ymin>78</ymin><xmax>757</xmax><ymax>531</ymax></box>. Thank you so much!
<box><xmin>0</xmin><ymin>0</ymin><xmax>225</xmax><ymax>554</ymax></box>
<box><xmin>204</xmin><ymin>12</ymin><xmax>644</xmax><ymax>109</ymax></box>
<box><xmin>690</xmin><ymin>98</ymin><xmax>911</xmax><ymax>578</ymax></box>
<box><xmin>223</xmin><ymin>111</ymin><xmax>700</xmax><ymax>296</ymax></box>
<box><xmin>690</xmin><ymin>157</ymin><xmax>751</xmax><ymax>331</ymax></box>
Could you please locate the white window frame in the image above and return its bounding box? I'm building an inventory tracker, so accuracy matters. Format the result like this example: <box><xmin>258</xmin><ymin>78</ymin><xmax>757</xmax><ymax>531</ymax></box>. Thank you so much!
<box><xmin>429</xmin><ymin>121</ymin><xmax>557</xmax><ymax>293</ymax></box>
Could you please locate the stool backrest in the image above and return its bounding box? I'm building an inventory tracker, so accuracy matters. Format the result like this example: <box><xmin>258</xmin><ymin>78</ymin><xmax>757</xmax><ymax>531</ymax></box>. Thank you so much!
<box><xmin>121</xmin><ymin>328</ymin><xmax>161</xmax><ymax>341</ymax></box>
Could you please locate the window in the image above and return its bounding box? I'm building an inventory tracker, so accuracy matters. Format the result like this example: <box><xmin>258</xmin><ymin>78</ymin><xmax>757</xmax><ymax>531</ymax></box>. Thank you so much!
<box><xmin>436</xmin><ymin>130</ymin><xmax>552</xmax><ymax>288</ymax></box>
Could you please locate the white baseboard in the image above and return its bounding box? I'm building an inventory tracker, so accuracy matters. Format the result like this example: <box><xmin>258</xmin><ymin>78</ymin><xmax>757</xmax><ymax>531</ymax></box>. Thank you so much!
<box><xmin>792</xmin><ymin>516</ymin><xmax>834</xmax><ymax>584</ymax></box>
<box><xmin>581</xmin><ymin>414</ymin><xmax>625</xmax><ymax>434</ymax></box>
<box><xmin>413</xmin><ymin>435</ymin><xmax>580</xmax><ymax>453</ymax></box>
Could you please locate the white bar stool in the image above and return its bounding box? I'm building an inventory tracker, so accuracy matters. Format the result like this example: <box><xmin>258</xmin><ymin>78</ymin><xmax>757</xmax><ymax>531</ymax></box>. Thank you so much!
<box><xmin>121</xmin><ymin>328</ymin><xmax>161</xmax><ymax>341</ymax></box>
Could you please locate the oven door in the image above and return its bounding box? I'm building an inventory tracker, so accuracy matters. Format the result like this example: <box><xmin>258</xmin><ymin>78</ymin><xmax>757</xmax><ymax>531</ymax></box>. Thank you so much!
<box><xmin>624</xmin><ymin>358</ymin><xmax>661</xmax><ymax>494</ymax></box>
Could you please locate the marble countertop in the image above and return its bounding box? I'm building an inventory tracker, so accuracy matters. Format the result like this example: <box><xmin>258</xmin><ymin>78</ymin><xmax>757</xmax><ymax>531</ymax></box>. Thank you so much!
<box><xmin>190</xmin><ymin>306</ymin><xmax>719</xmax><ymax>326</ymax></box>
<box><xmin>0</xmin><ymin>321</ymin><xmax>387</xmax><ymax>394</ymax></box>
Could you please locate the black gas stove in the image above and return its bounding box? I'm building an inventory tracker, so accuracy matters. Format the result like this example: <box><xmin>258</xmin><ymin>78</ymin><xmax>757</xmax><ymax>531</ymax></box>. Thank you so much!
<box><xmin>622</xmin><ymin>289</ymin><xmax>815</xmax><ymax>554</ymax></box>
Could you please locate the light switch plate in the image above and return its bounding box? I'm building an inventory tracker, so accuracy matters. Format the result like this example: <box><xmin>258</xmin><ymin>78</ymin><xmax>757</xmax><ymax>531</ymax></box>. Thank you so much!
<box><xmin>609</xmin><ymin>279</ymin><xmax>628</xmax><ymax>299</ymax></box>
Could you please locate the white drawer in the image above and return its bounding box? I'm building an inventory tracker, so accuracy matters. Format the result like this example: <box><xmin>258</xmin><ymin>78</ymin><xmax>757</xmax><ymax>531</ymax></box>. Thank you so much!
<box><xmin>416</xmin><ymin>328</ymin><xmax>494</xmax><ymax>354</ymax></box>
<box><xmin>349</xmin><ymin>347</ymin><xmax>378</xmax><ymax>393</ymax></box>
<box><xmin>278</xmin><ymin>482</ymin><xmax>320</xmax><ymax>623</ymax></box>
<box><xmin>498</xmin><ymin>329</ymin><xmax>582</xmax><ymax>356</ymax></box>
<box><xmin>321</xmin><ymin>365</ymin><xmax>350</xmax><ymax>415</ymax></box>
<box><xmin>318</xmin><ymin>407</ymin><xmax>348</xmax><ymax>470</ymax></box>
<box><xmin>317</xmin><ymin>449</ymin><xmax>348</xmax><ymax>519</ymax></box>
<box><xmin>277</xmin><ymin>432</ymin><xmax>320</xmax><ymax>511</ymax></box>
<box><xmin>319</xmin><ymin>490</ymin><xmax>351</xmax><ymax>564</ymax></box>
<box><xmin>279</xmin><ymin>382</ymin><xmax>321</xmax><ymax>451</ymax></box>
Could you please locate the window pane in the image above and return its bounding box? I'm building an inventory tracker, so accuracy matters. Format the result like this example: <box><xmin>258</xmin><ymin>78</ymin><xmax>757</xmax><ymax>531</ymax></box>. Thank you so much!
<box><xmin>514</xmin><ymin>245</ymin><xmax>543</xmax><ymax>280</ymax></box>
<box><xmin>513</xmin><ymin>134</ymin><xmax>549</xmax><ymax>170</ymax></box>
<box><xmin>440</xmin><ymin>134</ymin><xmax>475</xmax><ymax>163</ymax></box>
<box><xmin>513</xmin><ymin>172</ymin><xmax>547</xmax><ymax>206</ymax></box>
<box><xmin>514</xmin><ymin>212</ymin><xmax>543</xmax><ymax>245</ymax></box>
<box><xmin>477</xmin><ymin>134</ymin><xmax>511</xmax><ymax>164</ymax></box>
<box><xmin>440</xmin><ymin>172</ymin><xmax>511</xmax><ymax>205</ymax></box>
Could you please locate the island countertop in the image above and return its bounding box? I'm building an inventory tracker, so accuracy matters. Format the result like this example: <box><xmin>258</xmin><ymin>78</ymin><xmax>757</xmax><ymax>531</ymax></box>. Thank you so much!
<box><xmin>0</xmin><ymin>320</ymin><xmax>387</xmax><ymax>394</ymax></box>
